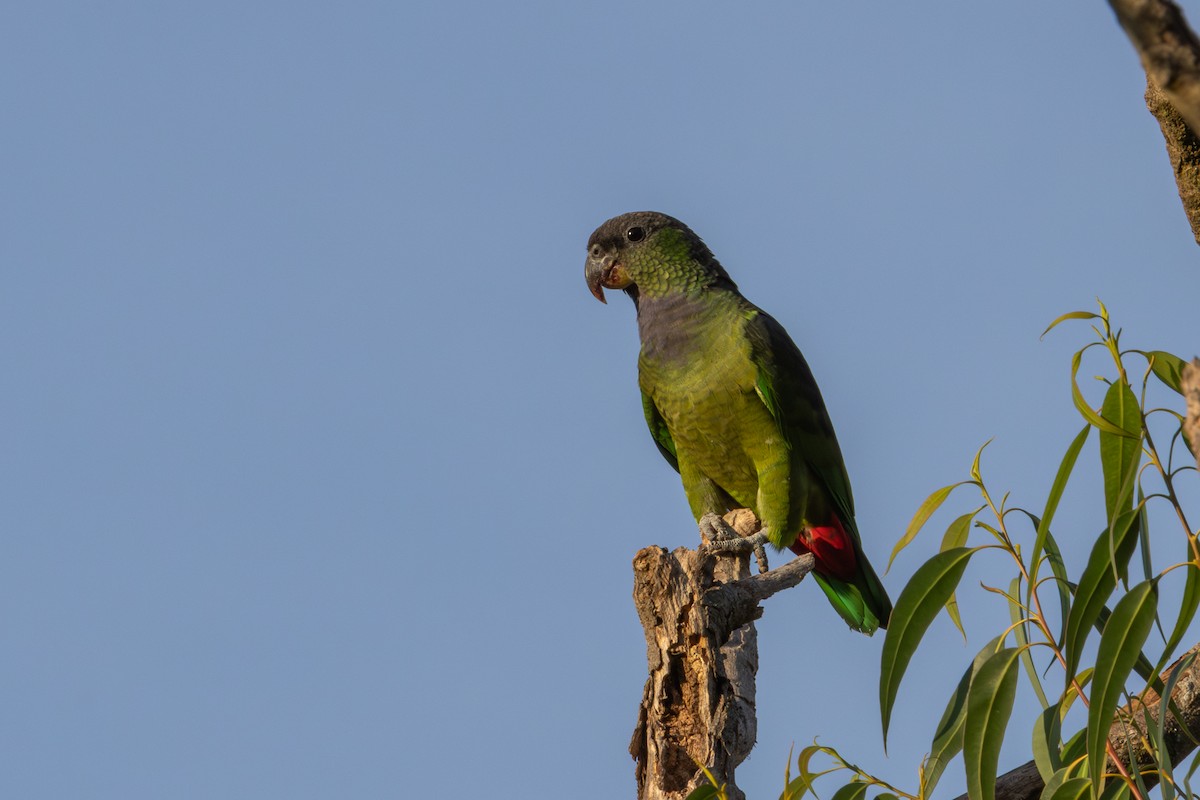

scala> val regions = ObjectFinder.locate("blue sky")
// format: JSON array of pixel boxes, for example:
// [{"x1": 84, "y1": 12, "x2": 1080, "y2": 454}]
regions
[{"x1": 3, "y1": 2, "x2": 1198, "y2": 798}]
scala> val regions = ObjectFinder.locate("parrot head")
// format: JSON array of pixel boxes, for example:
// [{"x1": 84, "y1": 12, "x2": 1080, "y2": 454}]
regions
[{"x1": 585, "y1": 211, "x2": 735, "y2": 304}]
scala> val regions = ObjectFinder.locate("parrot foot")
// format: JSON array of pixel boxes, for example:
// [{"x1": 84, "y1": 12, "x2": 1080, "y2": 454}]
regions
[{"x1": 698, "y1": 513, "x2": 770, "y2": 573}]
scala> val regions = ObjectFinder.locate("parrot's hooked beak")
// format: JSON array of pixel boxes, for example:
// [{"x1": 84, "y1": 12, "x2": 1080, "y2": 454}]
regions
[
  {"x1": 585, "y1": 253, "x2": 630, "y2": 304},
  {"x1": 585, "y1": 258, "x2": 608, "y2": 303}
]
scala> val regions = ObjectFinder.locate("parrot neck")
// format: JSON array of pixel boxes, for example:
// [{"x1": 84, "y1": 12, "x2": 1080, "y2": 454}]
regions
[{"x1": 635, "y1": 288, "x2": 739, "y2": 364}]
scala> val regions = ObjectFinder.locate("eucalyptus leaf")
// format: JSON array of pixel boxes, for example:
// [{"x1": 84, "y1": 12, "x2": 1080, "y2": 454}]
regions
[
  {"x1": 1158, "y1": 562, "x2": 1200, "y2": 676},
  {"x1": 964, "y1": 648, "x2": 1022, "y2": 800},
  {"x1": 889, "y1": 481, "x2": 972, "y2": 570},
  {"x1": 1042, "y1": 531, "x2": 1071, "y2": 648},
  {"x1": 685, "y1": 785, "x2": 722, "y2": 800},
  {"x1": 1070, "y1": 348, "x2": 1134, "y2": 437},
  {"x1": 880, "y1": 547, "x2": 980, "y2": 746},
  {"x1": 1098, "y1": 379, "x2": 1142, "y2": 524},
  {"x1": 1030, "y1": 425, "x2": 1090, "y2": 581},
  {"x1": 1064, "y1": 514, "x2": 1140, "y2": 681},
  {"x1": 941, "y1": 509, "x2": 981, "y2": 638},
  {"x1": 1041, "y1": 310, "x2": 1100, "y2": 339},
  {"x1": 829, "y1": 781, "x2": 869, "y2": 800},
  {"x1": 923, "y1": 635, "x2": 1002, "y2": 798},
  {"x1": 1088, "y1": 580, "x2": 1157, "y2": 796},
  {"x1": 1041, "y1": 776, "x2": 1090, "y2": 800},
  {"x1": 1146, "y1": 349, "x2": 1187, "y2": 395},
  {"x1": 1032, "y1": 701, "x2": 1064, "y2": 780}
]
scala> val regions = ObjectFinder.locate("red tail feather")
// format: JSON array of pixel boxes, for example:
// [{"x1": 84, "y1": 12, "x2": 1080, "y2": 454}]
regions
[{"x1": 787, "y1": 516, "x2": 857, "y2": 580}]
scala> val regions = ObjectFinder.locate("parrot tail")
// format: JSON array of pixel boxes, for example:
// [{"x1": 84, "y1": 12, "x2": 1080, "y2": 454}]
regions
[
  {"x1": 789, "y1": 515, "x2": 892, "y2": 635},
  {"x1": 787, "y1": 517, "x2": 857, "y2": 580}
]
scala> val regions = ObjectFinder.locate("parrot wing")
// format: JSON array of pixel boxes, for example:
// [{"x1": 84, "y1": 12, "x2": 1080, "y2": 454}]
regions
[{"x1": 642, "y1": 389, "x2": 679, "y2": 474}]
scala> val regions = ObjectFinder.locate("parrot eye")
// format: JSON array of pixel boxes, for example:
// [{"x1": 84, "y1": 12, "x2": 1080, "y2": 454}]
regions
[
  {"x1": 590, "y1": 244, "x2": 602, "y2": 257},
  {"x1": 625, "y1": 226, "x2": 645, "y2": 242}
]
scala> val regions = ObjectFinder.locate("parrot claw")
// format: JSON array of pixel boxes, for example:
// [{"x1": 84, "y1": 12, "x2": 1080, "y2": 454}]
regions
[
  {"x1": 752, "y1": 538, "x2": 769, "y2": 573},
  {"x1": 698, "y1": 513, "x2": 770, "y2": 574}
]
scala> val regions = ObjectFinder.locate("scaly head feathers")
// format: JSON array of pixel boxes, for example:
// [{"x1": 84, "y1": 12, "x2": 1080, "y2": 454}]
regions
[{"x1": 584, "y1": 211, "x2": 736, "y2": 304}]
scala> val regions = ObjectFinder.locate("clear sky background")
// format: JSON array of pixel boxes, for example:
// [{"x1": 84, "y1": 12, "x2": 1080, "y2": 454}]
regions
[{"x1": 3, "y1": 2, "x2": 1198, "y2": 798}]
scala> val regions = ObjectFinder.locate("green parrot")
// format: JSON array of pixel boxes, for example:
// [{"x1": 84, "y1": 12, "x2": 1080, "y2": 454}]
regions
[{"x1": 585, "y1": 211, "x2": 892, "y2": 634}]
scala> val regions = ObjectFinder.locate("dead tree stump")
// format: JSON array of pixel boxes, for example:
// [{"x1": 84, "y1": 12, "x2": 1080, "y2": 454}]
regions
[{"x1": 629, "y1": 509, "x2": 813, "y2": 800}]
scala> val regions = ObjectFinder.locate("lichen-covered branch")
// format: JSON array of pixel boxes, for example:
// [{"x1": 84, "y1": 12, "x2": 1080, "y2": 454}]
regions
[
  {"x1": 629, "y1": 509, "x2": 813, "y2": 800},
  {"x1": 1109, "y1": 0, "x2": 1200, "y2": 243}
]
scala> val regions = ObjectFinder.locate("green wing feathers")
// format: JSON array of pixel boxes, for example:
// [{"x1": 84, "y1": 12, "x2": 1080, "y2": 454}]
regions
[
  {"x1": 812, "y1": 538, "x2": 892, "y2": 633},
  {"x1": 747, "y1": 309, "x2": 893, "y2": 632},
  {"x1": 642, "y1": 391, "x2": 679, "y2": 473},
  {"x1": 813, "y1": 573, "x2": 882, "y2": 634},
  {"x1": 745, "y1": 309, "x2": 856, "y2": 521}
]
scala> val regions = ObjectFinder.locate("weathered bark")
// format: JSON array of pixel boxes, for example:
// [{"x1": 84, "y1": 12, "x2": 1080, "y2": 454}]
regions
[
  {"x1": 954, "y1": 642, "x2": 1200, "y2": 800},
  {"x1": 630, "y1": 509, "x2": 813, "y2": 800},
  {"x1": 1143, "y1": 80, "x2": 1200, "y2": 244},
  {"x1": 1109, "y1": 0, "x2": 1200, "y2": 243},
  {"x1": 1184, "y1": 358, "x2": 1200, "y2": 468}
]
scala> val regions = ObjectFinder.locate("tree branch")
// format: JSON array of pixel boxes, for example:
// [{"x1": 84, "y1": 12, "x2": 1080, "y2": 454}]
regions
[
  {"x1": 629, "y1": 509, "x2": 813, "y2": 800},
  {"x1": 1109, "y1": 0, "x2": 1200, "y2": 243},
  {"x1": 953, "y1": 641, "x2": 1200, "y2": 800},
  {"x1": 1184, "y1": 358, "x2": 1200, "y2": 468}
]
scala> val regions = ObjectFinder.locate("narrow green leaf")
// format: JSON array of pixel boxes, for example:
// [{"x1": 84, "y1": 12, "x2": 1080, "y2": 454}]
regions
[
  {"x1": 1137, "y1": 492, "x2": 1154, "y2": 589},
  {"x1": 1147, "y1": 350, "x2": 1187, "y2": 395},
  {"x1": 1098, "y1": 379, "x2": 1142, "y2": 524},
  {"x1": 1161, "y1": 651, "x2": 1198, "y2": 732},
  {"x1": 1042, "y1": 531, "x2": 1072, "y2": 648},
  {"x1": 880, "y1": 547, "x2": 980, "y2": 746},
  {"x1": 1152, "y1": 651, "x2": 1198, "y2": 800},
  {"x1": 889, "y1": 481, "x2": 971, "y2": 570},
  {"x1": 964, "y1": 647, "x2": 1022, "y2": 800},
  {"x1": 1061, "y1": 727, "x2": 1087, "y2": 765},
  {"x1": 1030, "y1": 426, "x2": 1091, "y2": 582},
  {"x1": 1184, "y1": 746, "x2": 1200, "y2": 798},
  {"x1": 941, "y1": 510, "x2": 979, "y2": 639},
  {"x1": 1147, "y1": 706, "x2": 1174, "y2": 800},
  {"x1": 1117, "y1": 708, "x2": 1150, "y2": 800},
  {"x1": 1041, "y1": 310, "x2": 1100, "y2": 339},
  {"x1": 795, "y1": 744, "x2": 835, "y2": 793},
  {"x1": 686, "y1": 785, "x2": 722, "y2": 800},
  {"x1": 1090, "y1": 600, "x2": 1156, "y2": 683},
  {"x1": 970, "y1": 439, "x2": 992, "y2": 483},
  {"x1": 1088, "y1": 580, "x2": 1158, "y2": 795},
  {"x1": 782, "y1": 764, "x2": 835, "y2": 800},
  {"x1": 1038, "y1": 766, "x2": 1069, "y2": 800},
  {"x1": 781, "y1": 776, "x2": 809, "y2": 800},
  {"x1": 1158, "y1": 561, "x2": 1200, "y2": 676},
  {"x1": 1064, "y1": 514, "x2": 1140, "y2": 681},
  {"x1": 941, "y1": 509, "x2": 978, "y2": 552},
  {"x1": 1098, "y1": 780, "x2": 1132, "y2": 800},
  {"x1": 781, "y1": 743, "x2": 800, "y2": 800},
  {"x1": 1071, "y1": 349, "x2": 1136, "y2": 437},
  {"x1": 923, "y1": 635, "x2": 1002, "y2": 798},
  {"x1": 829, "y1": 782, "x2": 869, "y2": 800},
  {"x1": 1041, "y1": 776, "x2": 1091, "y2": 800},
  {"x1": 974, "y1": 521, "x2": 1006, "y2": 546},
  {"x1": 943, "y1": 593, "x2": 965, "y2": 642},
  {"x1": 1032, "y1": 702, "x2": 1064, "y2": 780},
  {"x1": 1008, "y1": 576, "x2": 1049, "y2": 709}
]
